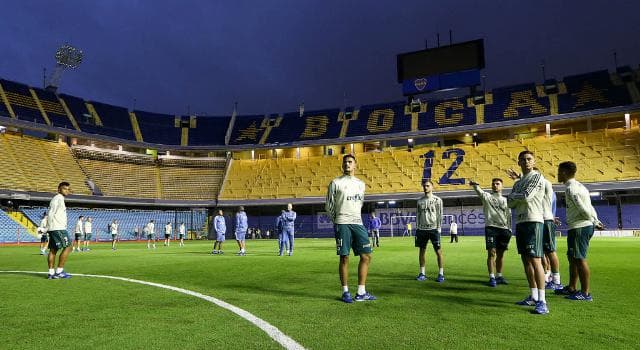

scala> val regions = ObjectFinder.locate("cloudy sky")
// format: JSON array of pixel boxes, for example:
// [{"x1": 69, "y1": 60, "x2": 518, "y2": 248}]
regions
[{"x1": 1, "y1": 0, "x2": 639, "y2": 116}]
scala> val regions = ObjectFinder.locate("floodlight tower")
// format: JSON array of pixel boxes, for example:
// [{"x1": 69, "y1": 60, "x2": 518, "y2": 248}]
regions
[{"x1": 46, "y1": 44, "x2": 83, "y2": 92}]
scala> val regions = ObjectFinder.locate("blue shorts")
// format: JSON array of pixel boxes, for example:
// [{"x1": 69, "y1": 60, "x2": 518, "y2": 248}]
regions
[
  {"x1": 235, "y1": 231, "x2": 246, "y2": 241},
  {"x1": 216, "y1": 233, "x2": 226, "y2": 242}
]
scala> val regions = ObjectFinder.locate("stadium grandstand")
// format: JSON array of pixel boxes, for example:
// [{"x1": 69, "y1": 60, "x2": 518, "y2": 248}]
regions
[{"x1": 1, "y1": 65, "x2": 640, "y2": 242}]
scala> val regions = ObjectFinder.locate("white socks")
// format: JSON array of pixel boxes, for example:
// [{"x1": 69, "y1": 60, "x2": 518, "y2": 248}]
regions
[
  {"x1": 531, "y1": 288, "x2": 539, "y2": 301},
  {"x1": 420, "y1": 266, "x2": 425, "y2": 275},
  {"x1": 552, "y1": 273, "x2": 560, "y2": 284},
  {"x1": 357, "y1": 285, "x2": 366, "y2": 295},
  {"x1": 48, "y1": 268, "x2": 54, "y2": 275},
  {"x1": 342, "y1": 286, "x2": 349, "y2": 293},
  {"x1": 438, "y1": 268, "x2": 444, "y2": 275},
  {"x1": 489, "y1": 273, "x2": 495, "y2": 279},
  {"x1": 55, "y1": 268, "x2": 63, "y2": 274},
  {"x1": 538, "y1": 289, "x2": 546, "y2": 303}
]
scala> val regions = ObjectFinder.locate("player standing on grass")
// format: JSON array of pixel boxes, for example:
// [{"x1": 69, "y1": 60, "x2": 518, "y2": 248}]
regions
[
  {"x1": 415, "y1": 180, "x2": 445, "y2": 283},
  {"x1": 212, "y1": 210, "x2": 226, "y2": 254},
  {"x1": 276, "y1": 210, "x2": 287, "y2": 256},
  {"x1": 449, "y1": 221, "x2": 458, "y2": 243},
  {"x1": 282, "y1": 203, "x2": 297, "y2": 256},
  {"x1": 235, "y1": 206, "x2": 248, "y2": 256},
  {"x1": 46, "y1": 182, "x2": 72, "y2": 279},
  {"x1": 38, "y1": 214, "x2": 48, "y2": 255},
  {"x1": 146, "y1": 220, "x2": 156, "y2": 249},
  {"x1": 110, "y1": 219, "x2": 119, "y2": 250},
  {"x1": 367, "y1": 212, "x2": 381, "y2": 248},
  {"x1": 470, "y1": 178, "x2": 512, "y2": 287},
  {"x1": 73, "y1": 216, "x2": 83, "y2": 253},
  {"x1": 542, "y1": 178, "x2": 563, "y2": 290},
  {"x1": 556, "y1": 161, "x2": 603, "y2": 301},
  {"x1": 164, "y1": 222, "x2": 172, "y2": 247},
  {"x1": 507, "y1": 151, "x2": 548, "y2": 315},
  {"x1": 326, "y1": 154, "x2": 376, "y2": 303},
  {"x1": 178, "y1": 222, "x2": 186, "y2": 247},
  {"x1": 83, "y1": 217, "x2": 92, "y2": 252}
]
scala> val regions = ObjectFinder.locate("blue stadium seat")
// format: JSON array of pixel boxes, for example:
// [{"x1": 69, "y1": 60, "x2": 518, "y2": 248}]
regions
[
  {"x1": 558, "y1": 70, "x2": 631, "y2": 113},
  {"x1": 32, "y1": 87, "x2": 74, "y2": 129},
  {"x1": 135, "y1": 110, "x2": 181, "y2": 145},
  {"x1": 89, "y1": 101, "x2": 135, "y2": 140},
  {"x1": 485, "y1": 83, "x2": 549, "y2": 123},
  {"x1": 0, "y1": 79, "x2": 48, "y2": 124},
  {"x1": 0, "y1": 209, "x2": 36, "y2": 243},
  {"x1": 188, "y1": 115, "x2": 230, "y2": 146}
]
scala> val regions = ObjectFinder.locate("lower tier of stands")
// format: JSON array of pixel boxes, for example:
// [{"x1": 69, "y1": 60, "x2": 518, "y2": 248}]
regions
[{"x1": 220, "y1": 127, "x2": 640, "y2": 200}]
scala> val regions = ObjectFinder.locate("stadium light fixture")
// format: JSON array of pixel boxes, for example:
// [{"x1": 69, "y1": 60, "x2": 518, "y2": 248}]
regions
[
  {"x1": 589, "y1": 192, "x2": 601, "y2": 197},
  {"x1": 377, "y1": 201, "x2": 385, "y2": 205},
  {"x1": 388, "y1": 201, "x2": 396, "y2": 205},
  {"x1": 625, "y1": 113, "x2": 630, "y2": 130}
]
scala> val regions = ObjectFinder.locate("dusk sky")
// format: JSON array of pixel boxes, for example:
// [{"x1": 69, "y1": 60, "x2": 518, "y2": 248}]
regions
[{"x1": 2, "y1": 0, "x2": 639, "y2": 116}]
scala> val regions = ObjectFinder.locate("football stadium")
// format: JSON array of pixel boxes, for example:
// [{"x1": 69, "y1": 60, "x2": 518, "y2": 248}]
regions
[{"x1": 1, "y1": 2, "x2": 640, "y2": 349}]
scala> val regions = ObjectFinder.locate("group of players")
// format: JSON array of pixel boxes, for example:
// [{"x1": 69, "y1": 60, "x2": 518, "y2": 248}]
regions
[
  {"x1": 326, "y1": 151, "x2": 602, "y2": 314},
  {"x1": 210, "y1": 204, "x2": 298, "y2": 256},
  {"x1": 41, "y1": 150, "x2": 602, "y2": 315},
  {"x1": 37, "y1": 209, "x2": 189, "y2": 259}
]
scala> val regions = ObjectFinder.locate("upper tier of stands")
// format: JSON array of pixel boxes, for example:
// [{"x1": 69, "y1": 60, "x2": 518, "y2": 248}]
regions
[
  {"x1": 220, "y1": 126, "x2": 640, "y2": 200},
  {"x1": 1, "y1": 67, "x2": 638, "y2": 147}
]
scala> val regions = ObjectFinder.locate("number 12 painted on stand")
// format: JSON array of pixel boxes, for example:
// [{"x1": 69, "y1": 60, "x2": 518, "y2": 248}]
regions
[{"x1": 421, "y1": 148, "x2": 466, "y2": 185}]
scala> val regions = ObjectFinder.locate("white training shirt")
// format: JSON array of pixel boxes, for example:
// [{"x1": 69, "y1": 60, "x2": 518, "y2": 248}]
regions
[
  {"x1": 74, "y1": 219, "x2": 83, "y2": 234},
  {"x1": 48, "y1": 194, "x2": 67, "y2": 231},
  {"x1": 564, "y1": 178, "x2": 602, "y2": 229},
  {"x1": 179, "y1": 224, "x2": 185, "y2": 235},
  {"x1": 508, "y1": 170, "x2": 546, "y2": 224},
  {"x1": 165, "y1": 224, "x2": 172, "y2": 234},
  {"x1": 39, "y1": 217, "x2": 48, "y2": 233},
  {"x1": 472, "y1": 184, "x2": 511, "y2": 230},
  {"x1": 148, "y1": 222, "x2": 155, "y2": 234},
  {"x1": 110, "y1": 223, "x2": 118, "y2": 234},
  {"x1": 325, "y1": 175, "x2": 365, "y2": 225},
  {"x1": 450, "y1": 222, "x2": 458, "y2": 235},
  {"x1": 84, "y1": 221, "x2": 92, "y2": 234},
  {"x1": 416, "y1": 193, "x2": 443, "y2": 231},
  {"x1": 542, "y1": 178, "x2": 555, "y2": 221}
]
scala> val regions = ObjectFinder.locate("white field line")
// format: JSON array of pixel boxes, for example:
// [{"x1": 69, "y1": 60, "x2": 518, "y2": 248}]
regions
[{"x1": 0, "y1": 270, "x2": 305, "y2": 350}]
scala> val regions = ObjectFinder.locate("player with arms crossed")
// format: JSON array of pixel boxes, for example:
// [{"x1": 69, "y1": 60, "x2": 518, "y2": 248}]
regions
[
  {"x1": 507, "y1": 151, "x2": 549, "y2": 315},
  {"x1": 326, "y1": 154, "x2": 376, "y2": 303},
  {"x1": 470, "y1": 178, "x2": 512, "y2": 287},
  {"x1": 415, "y1": 180, "x2": 445, "y2": 283},
  {"x1": 556, "y1": 161, "x2": 603, "y2": 301},
  {"x1": 46, "y1": 182, "x2": 73, "y2": 279}
]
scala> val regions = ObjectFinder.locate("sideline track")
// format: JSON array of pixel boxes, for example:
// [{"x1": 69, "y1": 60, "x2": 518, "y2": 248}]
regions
[{"x1": 0, "y1": 270, "x2": 306, "y2": 350}]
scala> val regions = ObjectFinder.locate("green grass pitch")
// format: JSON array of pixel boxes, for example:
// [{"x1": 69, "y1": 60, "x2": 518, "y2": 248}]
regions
[{"x1": 1, "y1": 236, "x2": 638, "y2": 349}]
